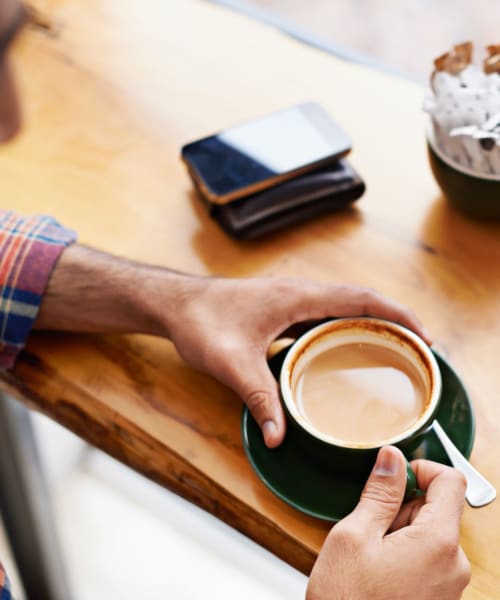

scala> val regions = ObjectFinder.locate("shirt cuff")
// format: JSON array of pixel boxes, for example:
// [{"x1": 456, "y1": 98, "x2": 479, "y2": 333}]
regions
[
  {"x1": 0, "y1": 561, "x2": 12, "y2": 600},
  {"x1": 0, "y1": 211, "x2": 77, "y2": 368}
]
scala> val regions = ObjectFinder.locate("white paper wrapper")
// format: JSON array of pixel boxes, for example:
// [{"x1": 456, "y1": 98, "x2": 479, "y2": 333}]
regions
[{"x1": 425, "y1": 55, "x2": 500, "y2": 175}]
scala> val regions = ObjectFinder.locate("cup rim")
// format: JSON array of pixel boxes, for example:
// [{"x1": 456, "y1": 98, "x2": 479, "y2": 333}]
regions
[
  {"x1": 280, "y1": 317, "x2": 442, "y2": 449},
  {"x1": 427, "y1": 124, "x2": 500, "y2": 182}
]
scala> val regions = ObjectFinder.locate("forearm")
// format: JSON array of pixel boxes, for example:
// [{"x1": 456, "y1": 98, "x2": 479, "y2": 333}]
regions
[
  {"x1": 34, "y1": 245, "x2": 194, "y2": 339},
  {"x1": 30, "y1": 240, "x2": 431, "y2": 454}
]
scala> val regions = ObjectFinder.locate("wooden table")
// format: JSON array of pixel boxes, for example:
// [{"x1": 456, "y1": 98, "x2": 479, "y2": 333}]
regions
[{"x1": 2, "y1": 0, "x2": 500, "y2": 596}]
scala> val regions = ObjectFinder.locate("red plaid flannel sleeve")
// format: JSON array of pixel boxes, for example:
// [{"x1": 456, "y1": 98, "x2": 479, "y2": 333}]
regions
[
  {"x1": 0, "y1": 210, "x2": 77, "y2": 368},
  {"x1": 0, "y1": 560, "x2": 11, "y2": 600},
  {"x1": 0, "y1": 210, "x2": 76, "y2": 598}
]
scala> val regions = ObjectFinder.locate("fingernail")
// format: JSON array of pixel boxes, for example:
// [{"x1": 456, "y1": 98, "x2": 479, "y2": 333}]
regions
[
  {"x1": 374, "y1": 447, "x2": 398, "y2": 476},
  {"x1": 263, "y1": 420, "x2": 277, "y2": 442}
]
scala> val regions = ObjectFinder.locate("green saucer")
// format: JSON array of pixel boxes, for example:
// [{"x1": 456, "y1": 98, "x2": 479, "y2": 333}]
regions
[{"x1": 241, "y1": 348, "x2": 475, "y2": 522}]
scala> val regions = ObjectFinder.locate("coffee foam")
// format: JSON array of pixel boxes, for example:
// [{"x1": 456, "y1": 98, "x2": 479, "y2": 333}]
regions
[
  {"x1": 293, "y1": 342, "x2": 428, "y2": 446},
  {"x1": 281, "y1": 319, "x2": 440, "y2": 449}
]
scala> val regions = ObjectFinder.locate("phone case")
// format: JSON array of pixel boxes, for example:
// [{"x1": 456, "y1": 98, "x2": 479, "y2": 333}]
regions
[{"x1": 193, "y1": 160, "x2": 365, "y2": 239}]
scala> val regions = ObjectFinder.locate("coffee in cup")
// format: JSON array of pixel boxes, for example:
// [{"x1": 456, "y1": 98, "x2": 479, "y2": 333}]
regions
[
  {"x1": 294, "y1": 340, "x2": 428, "y2": 446},
  {"x1": 279, "y1": 318, "x2": 441, "y2": 478}
]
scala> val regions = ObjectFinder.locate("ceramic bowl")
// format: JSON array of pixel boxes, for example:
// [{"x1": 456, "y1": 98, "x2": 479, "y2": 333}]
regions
[{"x1": 427, "y1": 129, "x2": 500, "y2": 220}]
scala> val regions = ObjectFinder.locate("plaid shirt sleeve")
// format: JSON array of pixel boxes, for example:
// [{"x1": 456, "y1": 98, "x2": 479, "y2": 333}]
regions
[
  {"x1": 0, "y1": 210, "x2": 77, "y2": 368},
  {"x1": 0, "y1": 211, "x2": 76, "y2": 599},
  {"x1": 0, "y1": 560, "x2": 12, "y2": 600}
]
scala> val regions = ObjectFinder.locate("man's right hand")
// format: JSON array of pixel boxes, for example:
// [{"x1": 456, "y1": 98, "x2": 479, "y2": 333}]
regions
[{"x1": 307, "y1": 446, "x2": 471, "y2": 600}]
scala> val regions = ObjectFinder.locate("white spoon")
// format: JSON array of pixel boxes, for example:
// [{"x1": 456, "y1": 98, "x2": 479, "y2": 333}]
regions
[{"x1": 431, "y1": 420, "x2": 496, "y2": 508}]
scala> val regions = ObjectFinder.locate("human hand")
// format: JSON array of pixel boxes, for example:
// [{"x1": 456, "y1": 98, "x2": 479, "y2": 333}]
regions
[
  {"x1": 307, "y1": 446, "x2": 470, "y2": 600},
  {"x1": 37, "y1": 249, "x2": 429, "y2": 448},
  {"x1": 166, "y1": 277, "x2": 430, "y2": 447}
]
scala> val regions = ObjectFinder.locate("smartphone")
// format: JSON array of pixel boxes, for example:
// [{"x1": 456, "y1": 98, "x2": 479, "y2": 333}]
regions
[{"x1": 181, "y1": 102, "x2": 352, "y2": 205}]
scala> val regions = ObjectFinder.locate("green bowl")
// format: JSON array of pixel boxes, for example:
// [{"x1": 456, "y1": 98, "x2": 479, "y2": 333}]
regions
[{"x1": 427, "y1": 133, "x2": 500, "y2": 220}]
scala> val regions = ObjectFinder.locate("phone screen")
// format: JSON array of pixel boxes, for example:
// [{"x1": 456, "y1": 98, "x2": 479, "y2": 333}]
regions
[{"x1": 182, "y1": 102, "x2": 352, "y2": 204}]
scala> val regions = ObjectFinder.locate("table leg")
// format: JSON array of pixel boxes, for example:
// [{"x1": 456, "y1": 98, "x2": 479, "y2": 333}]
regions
[{"x1": 0, "y1": 392, "x2": 73, "y2": 600}]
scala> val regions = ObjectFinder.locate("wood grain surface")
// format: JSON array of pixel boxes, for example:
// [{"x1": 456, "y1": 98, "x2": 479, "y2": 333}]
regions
[{"x1": 1, "y1": 0, "x2": 499, "y2": 593}]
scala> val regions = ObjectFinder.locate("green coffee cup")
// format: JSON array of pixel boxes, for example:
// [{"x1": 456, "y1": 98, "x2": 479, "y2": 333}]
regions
[{"x1": 279, "y1": 318, "x2": 442, "y2": 499}]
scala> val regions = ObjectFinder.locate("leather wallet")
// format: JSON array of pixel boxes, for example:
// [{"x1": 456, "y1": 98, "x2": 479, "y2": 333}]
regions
[{"x1": 193, "y1": 159, "x2": 365, "y2": 239}]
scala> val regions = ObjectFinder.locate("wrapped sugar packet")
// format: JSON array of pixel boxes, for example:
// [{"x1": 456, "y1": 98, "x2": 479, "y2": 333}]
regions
[
  {"x1": 426, "y1": 44, "x2": 477, "y2": 164},
  {"x1": 432, "y1": 42, "x2": 473, "y2": 78},
  {"x1": 424, "y1": 42, "x2": 500, "y2": 175},
  {"x1": 484, "y1": 45, "x2": 500, "y2": 74}
]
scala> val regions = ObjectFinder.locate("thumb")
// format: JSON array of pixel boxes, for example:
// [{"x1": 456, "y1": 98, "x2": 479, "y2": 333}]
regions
[
  {"x1": 228, "y1": 356, "x2": 286, "y2": 449},
  {"x1": 348, "y1": 446, "x2": 408, "y2": 536}
]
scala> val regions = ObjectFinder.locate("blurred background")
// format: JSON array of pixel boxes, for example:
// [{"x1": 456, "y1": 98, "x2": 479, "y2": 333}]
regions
[
  {"x1": 235, "y1": 0, "x2": 500, "y2": 80},
  {"x1": 1, "y1": 412, "x2": 307, "y2": 599}
]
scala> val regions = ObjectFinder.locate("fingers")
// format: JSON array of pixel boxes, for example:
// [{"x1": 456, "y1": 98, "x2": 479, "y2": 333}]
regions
[
  {"x1": 362, "y1": 293, "x2": 429, "y2": 343},
  {"x1": 344, "y1": 446, "x2": 408, "y2": 537},
  {"x1": 278, "y1": 319, "x2": 330, "y2": 340},
  {"x1": 409, "y1": 458, "x2": 462, "y2": 491},
  {"x1": 390, "y1": 460, "x2": 467, "y2": 535},
  {"x1": 292, "y1": 284, "x2": 431, "y2": 345},
  {"x1": 409, "y1": 459, "x2": 467, "y2": 540},
  {"x1": 222, "y1": 354, "x2": 286, "y2": 448},
  {"x1": 389, "y1": 496, "x2": 426, "y2": 531},
  {"x1": 457, "y1": 547, "x2": 472, "y2": 591}
]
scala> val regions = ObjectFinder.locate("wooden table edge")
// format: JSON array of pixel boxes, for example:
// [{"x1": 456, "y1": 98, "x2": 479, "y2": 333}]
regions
[{"x1": 0, "y1": 349, "x2": 317, "y2": 575}]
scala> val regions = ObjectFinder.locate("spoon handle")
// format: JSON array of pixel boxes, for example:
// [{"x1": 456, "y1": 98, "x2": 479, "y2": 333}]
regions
[{"x1": 432, "y1": 420, "x2": 496, "y2": 508}]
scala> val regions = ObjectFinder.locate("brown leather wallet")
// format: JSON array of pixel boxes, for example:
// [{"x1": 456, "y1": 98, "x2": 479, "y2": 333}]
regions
[{"x1": 193, "y1": 160, "x2": 365, "y2": 239}]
